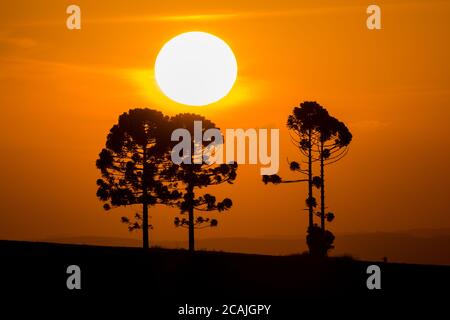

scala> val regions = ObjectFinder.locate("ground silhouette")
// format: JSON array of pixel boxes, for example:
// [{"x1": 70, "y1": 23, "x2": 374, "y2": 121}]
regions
[{"x1": 1, "y1": 239, "x2": 449, "y2": 301}]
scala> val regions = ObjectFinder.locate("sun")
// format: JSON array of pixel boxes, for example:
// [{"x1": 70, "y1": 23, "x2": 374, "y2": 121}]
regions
[{"x1": 155, "y1": 32, "x2": 238, "y2": 106}]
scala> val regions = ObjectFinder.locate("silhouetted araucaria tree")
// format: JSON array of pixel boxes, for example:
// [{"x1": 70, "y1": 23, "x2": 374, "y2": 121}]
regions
[
  {"x1": 263, "y1": 101, "x2": 352, "y2": 257},
  {"x1": 163, "y1": 113, "x2": 238, "y2": 252},
  {"x1": 96, "y1": 108, "x2": 180, "y2": 249},
  {"x1": 313, "y1": 114, "x2": 352, "y2": 232},
  {"x1": 263, "y1": 102, "x2": 326, "y2": 227}
]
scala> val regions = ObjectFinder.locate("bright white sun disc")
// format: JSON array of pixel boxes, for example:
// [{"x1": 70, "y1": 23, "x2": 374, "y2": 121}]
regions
[{"x1": 155, "y1": 32, "x2": 238, "y2": 106}]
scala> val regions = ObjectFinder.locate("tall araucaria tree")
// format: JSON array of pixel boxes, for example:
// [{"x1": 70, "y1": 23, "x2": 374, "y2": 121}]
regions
[
  {"x1": 313, "y1": 114, "x2": 352, "y2": 231},
  {"x1": 96, "y1": 108, "x2": 180, "y2": 249},
  {"x1": 263, "y1": 101, "x2": 351, "y2": 256},
  {"x1": 286, "y1": 102, "x2": 329, "y2": 230},
  {"x1": 263, "y1": 102, "x2": 327, "y2": 227},
  {"x1": 164, "y1": 113, "x2": 238, "y2": 252}
]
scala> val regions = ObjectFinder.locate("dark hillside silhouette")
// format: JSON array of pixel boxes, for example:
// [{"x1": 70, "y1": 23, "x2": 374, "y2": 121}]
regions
[
  {"x1": 40, "y1": 230, "x2": 450, "y2": 266},
  {"x1": 1, "y1": 240, "x2": 449, "y2": 306}
]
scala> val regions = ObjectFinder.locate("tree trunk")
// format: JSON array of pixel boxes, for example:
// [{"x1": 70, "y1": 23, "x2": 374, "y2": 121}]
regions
[
  {"x1": 320, "y1": 142, "x2": 325, "y2": 231},
  {"x1": 187, "y1": 183, "x2": 195, "y2": 252},
  {"x1": 142, "y1": 200, "x2": 149, "y2": 250},
  {"x1": 307, "y1": 131, "x2": 313, "y2": 228},
  {"x1": 187, "y1": 145, "x2": 196, "y2": 252},
  {"x1": 142, "y1": 145, "x2": 149, "y2": 250},
  {"x1": 188, "y1": 206, "x2": 195, "y2": 252}
]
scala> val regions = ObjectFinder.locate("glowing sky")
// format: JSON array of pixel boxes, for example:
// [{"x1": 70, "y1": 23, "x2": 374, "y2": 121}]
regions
[{"x1": 0, "y1": 0, "x2": 449, "y2": 248}]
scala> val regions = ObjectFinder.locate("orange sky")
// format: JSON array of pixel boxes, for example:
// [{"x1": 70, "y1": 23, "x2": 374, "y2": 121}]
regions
[{"x1": 0, "y1": 0, "x2": 449, "y2": 246}]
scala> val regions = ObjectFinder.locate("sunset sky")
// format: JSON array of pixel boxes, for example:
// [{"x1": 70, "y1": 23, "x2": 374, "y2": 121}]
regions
[{"x1": 0, "y1": 0, "x2": 449, "y2": 248}]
